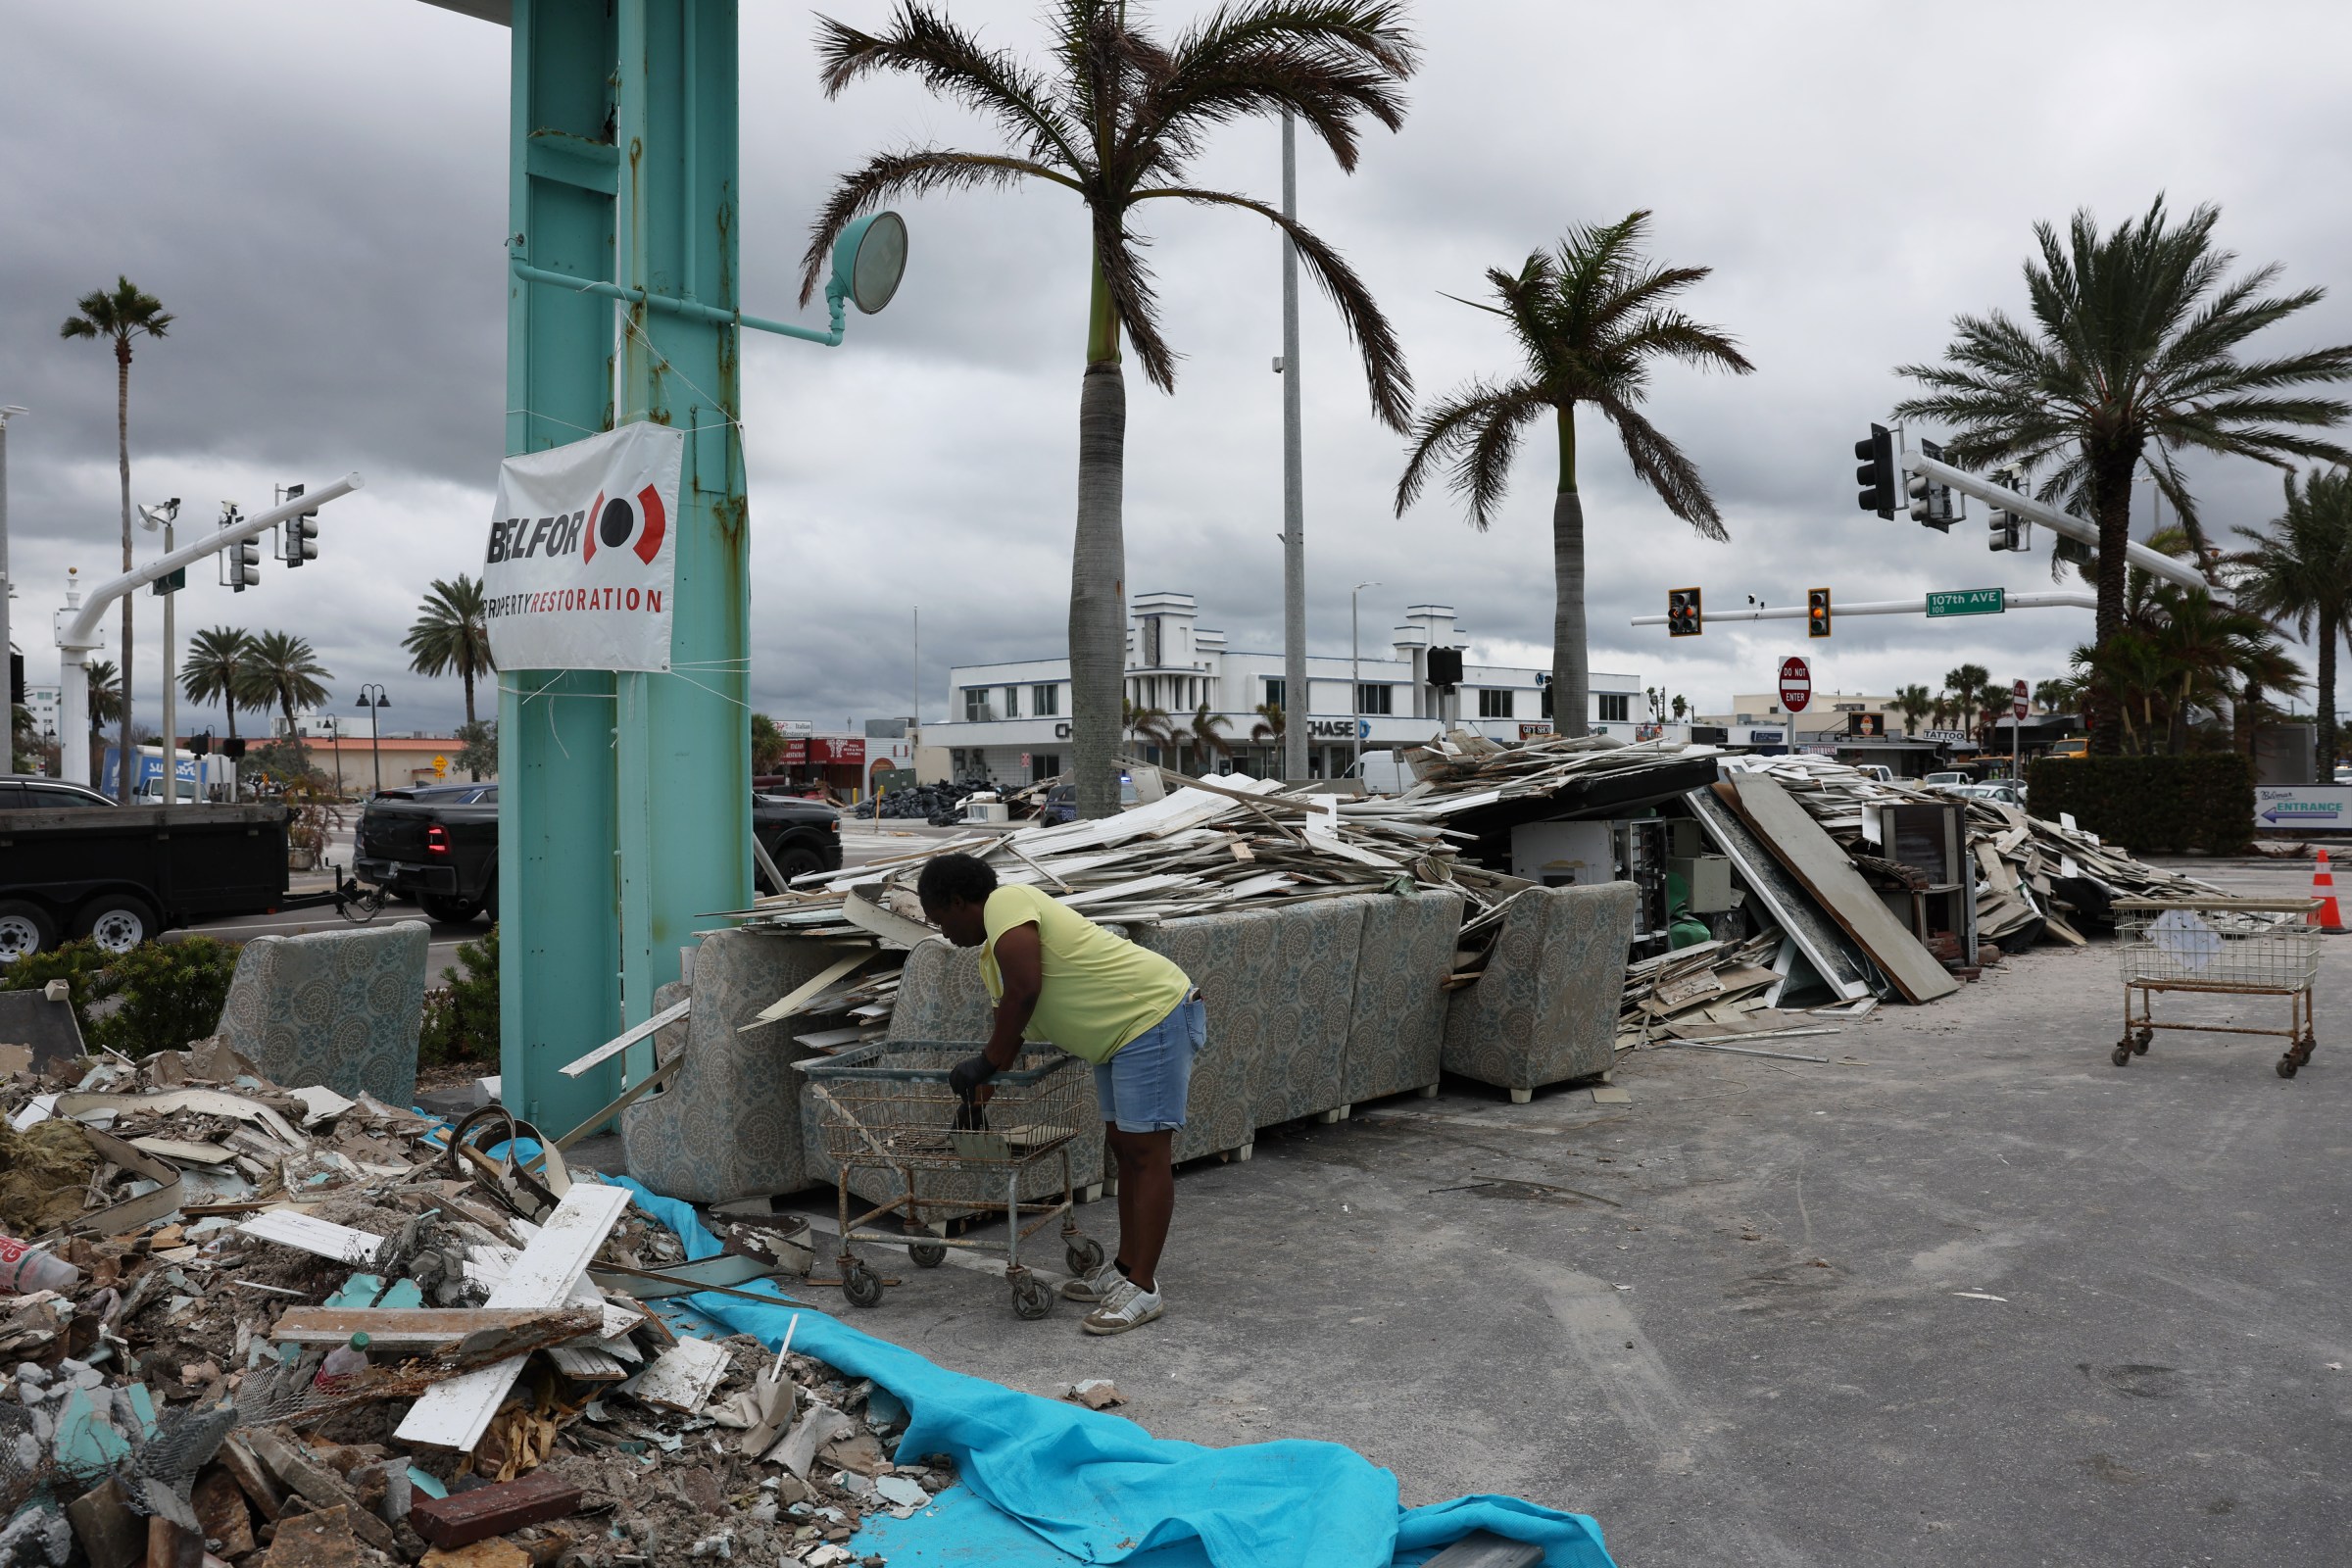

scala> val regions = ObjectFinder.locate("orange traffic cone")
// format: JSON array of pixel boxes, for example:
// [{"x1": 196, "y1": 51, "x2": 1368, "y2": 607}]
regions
[{"x1": 2313, "y1": 850, "x2": 2346, "y2": 934}]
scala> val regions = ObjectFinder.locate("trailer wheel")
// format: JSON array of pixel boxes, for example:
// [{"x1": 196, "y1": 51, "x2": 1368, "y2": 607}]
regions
[
  {"x1": 0, "y1": 901, "x2": 57, "y2": 964},
  {"x1": 75, "y1": 893, "x2": 158, "y2": 956}
]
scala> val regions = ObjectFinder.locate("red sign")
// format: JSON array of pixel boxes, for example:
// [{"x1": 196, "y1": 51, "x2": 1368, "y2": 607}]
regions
[
  {"x1": 807, "y1": 737, "x2": 865, "y2": 765},
  {"x1": 783, "y1": 739, "x2": 807, "y2": 765},
  {"x1": 2012, "y1": 679, "x2": 2029, "y2": 720},
  {"x1": 1778, "y1": 656, "x2": 1812, "y2": 713}
]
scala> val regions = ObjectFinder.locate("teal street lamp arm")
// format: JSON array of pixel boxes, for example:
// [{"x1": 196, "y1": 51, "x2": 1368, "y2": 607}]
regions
[{"x1": 510, "y1": 256, "x2": 848, "y2": 346}]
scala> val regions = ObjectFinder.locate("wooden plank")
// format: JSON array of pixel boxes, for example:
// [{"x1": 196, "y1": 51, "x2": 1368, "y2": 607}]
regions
[
  {"x1": 1723, "y1": 774, "x2": 1958, "y2": 1004},
  {"x1": 268, "y1": 1306, "x2": 600, "y2": 1348},
  {"x1": 558, "y1": 996, "x2": 693, "y2": 1079},
  {"x1": 408, "y1": 1471, "x2": 583, "y2": 1550},
  {"x1": 622, "y1": 1335, "x2": 730, "y2": 1412},
  {"x1": 235, "y1": 1211, "x2": 384, "y2": 1266},
  {"x1": 546, "y1": 1344, "x2": 630, "y2": 1380},
  {"x1": 840, "y1": 887, "x2": 942, "y2": 950},
  {"x1": 395, "y1": 1182, "x2": 631, "y2": 1451},
  {"x1": 742, "y1": 950, "x2": 873, "y2": 1031},
  {"x1": 1684, "y1": 788, "x2": 1874, "y2": 1003}
]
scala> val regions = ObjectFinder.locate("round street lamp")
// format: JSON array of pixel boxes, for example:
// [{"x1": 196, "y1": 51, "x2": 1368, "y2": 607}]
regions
[{"x1": 830, "y1": 212, "x2": 909, "y2": 316}]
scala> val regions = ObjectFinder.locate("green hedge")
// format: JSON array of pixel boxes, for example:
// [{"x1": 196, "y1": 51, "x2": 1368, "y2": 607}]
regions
[
  {"x1": 2027, "y1": 754, "x2": 2253, "y2": 855},
  {"x1": 1, "y1": 936, "x2": 243, "y2": 1058}
]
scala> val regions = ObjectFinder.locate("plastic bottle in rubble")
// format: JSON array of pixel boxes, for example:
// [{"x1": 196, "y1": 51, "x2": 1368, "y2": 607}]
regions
[
  {"x1": 315, "y1": 1333, "x2": 372, "y2": 1392},
  {"x1": 0, "y1": 1233, "x2": 81, "y2": 1295}
]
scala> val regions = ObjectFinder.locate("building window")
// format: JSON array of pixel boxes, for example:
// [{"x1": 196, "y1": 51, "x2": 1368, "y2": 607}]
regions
[
  {"x1": 1477, "y1": 688, "x2": 1514, "y2": 719},
  {"x1": 1033, "y1": 683, "x2": 1059, "y2": 716},
  {"x1": 1355, "y1": 683, "x2": 1394, "y2": 715},
  {"x1": 961, "y1": 687, "x2": 992, "y2": 722},
  {"x1": 1031, "y1": 752, "x2": 1060, "y2": 782},
  {"x1": 1001, "y1": 686, "x2": 1020, "y2": 719},
  {"x1": 1262, "y1": 676, "x2": 1285, "y2": 711},
  {"x1": 1597, "y1": 693, "x2": 1630, "y2": 724}
]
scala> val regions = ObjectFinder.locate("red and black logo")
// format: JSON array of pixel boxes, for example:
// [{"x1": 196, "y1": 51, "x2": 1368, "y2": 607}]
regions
[{"x1": 584, "y1": 485, "x2": 666, "y2": 566}]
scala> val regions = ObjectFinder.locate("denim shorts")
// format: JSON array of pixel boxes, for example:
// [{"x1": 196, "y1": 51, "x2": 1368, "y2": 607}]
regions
[{"x1": 1095, "y1": 994, "x2": 1206, "y2": 1134}]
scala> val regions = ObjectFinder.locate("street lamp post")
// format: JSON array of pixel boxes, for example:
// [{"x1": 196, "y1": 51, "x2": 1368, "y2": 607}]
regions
[
  {"x1": 355, "y1": 685, "x2": 389, "y2": 796},
  {"x1": 1350, "y1": 580, "x2": 1380, "y2": 781},
  {"x1": 0, "y1": 408, "x2": 24, "y2": 734},
  {"x1": 322, "y1": 713, "x2": 344, "y2": 799},
  {"x1": 137, "y1": 498, "x2": 181, "y2": 807}
]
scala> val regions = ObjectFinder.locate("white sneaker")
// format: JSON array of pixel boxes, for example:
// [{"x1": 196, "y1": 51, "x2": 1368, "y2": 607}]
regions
[
  {"x1": 1059, "y1": 1260, "x2": 1125, "y2": 1302},
  {"x1": 1081, "y1": 1279, "x2": 1164, "y2": 1335}
]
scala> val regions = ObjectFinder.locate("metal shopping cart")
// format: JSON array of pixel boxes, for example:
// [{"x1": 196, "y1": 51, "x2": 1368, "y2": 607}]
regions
[
  {"x1": 2111, "y1": 898, "x2": 2322, "y2": 1077},
  {"x1": 798, "y1": 1040, "x2": 1102, "y2": 1318}
]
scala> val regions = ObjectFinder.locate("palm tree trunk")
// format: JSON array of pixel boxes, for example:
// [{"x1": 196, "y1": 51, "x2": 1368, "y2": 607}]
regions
[
  {"x1": 463, "y1": 665, "x2": 477, "y2": 728},
  {"x1": 2088, "y1": 452, "x2": 2135, "y2": 757},
  {"x1": 1070, "y1": 359, "x2": 1128, "y2": 819},
  {"x1": 115, "y1": 343, "x2": 134, "y2": 803},
  {"x1": 2320, "y1": 612, "x2": 2339, "y2": 776},
  {"x1": 1551, "y1": 408, "x2": 1589, "y2": 740}
]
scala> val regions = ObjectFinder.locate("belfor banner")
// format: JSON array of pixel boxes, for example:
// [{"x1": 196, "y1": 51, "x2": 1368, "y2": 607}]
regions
[{"x1": 483, "y1": 421, "x2": 683, "y2": 671}]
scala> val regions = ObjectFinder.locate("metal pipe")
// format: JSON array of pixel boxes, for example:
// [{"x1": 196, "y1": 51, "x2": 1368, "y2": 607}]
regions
[
  {"x1": 1900, "y1": 453, "x2": 2209, "y2": 591},
  {"x1": 0, "y1": 407, "x2": 22, "y2": 748},
  {"x1": 1631, "y1": 590, "x2": 2095, "y2": 626},
  {"x1": 1279, "y1": 112, "x2": 1307, "y2": 784},
  {"x1": 508, "y1": 257, "x2": 846, "y2": 346},
  {"x1": 159, "y1": 514, "x2": 173, "y2": 807}
]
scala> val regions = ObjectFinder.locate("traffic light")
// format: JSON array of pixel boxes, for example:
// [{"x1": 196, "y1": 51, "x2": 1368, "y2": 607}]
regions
[
  {"x1": 1807, "y1": 587, "x2": 1832, "y2": 638},
  {"x1": 283, "y1": 483, "x2": 318, "y2": 566},
  {"x1": 228, "y1": 538, "x2": 262, "y2": 591},
  {"x1": 221, "y1": 737, "x2": 247, "y2": 760},
  {"x1": 1908, "y1": 438, "x2": 1956, "y2": 530},
  {"x1": 1987, "y1": 466, "x2": 2030, "y2": 552},
  {"x1": 187, "y1": 733, "x2": 211, "y2": 758},
  {"x1": 1667, "y1": 586, "x2": 1703, "y2": 637},
  {"x1": 1854, "y1": 423, "x2": 1896, "y2": 518}
]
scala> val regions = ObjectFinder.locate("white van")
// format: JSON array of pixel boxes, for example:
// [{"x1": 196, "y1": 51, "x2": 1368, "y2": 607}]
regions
[{"x1": 1347, "y1": 750, "x2": 1415, "y2": 797}]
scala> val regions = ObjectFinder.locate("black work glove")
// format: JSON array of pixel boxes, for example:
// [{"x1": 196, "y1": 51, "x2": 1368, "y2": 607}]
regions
[{"x1": 948, "y1": 1054, "x2": 998, "y2": 1100}]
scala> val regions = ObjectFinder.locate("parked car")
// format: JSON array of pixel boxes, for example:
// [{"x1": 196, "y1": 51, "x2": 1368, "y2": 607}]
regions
[
  {"x1": 1949, "y1": 781, "x2": 2028, "y2": 807},
  {"x1": 2047, "y1": 739, "x2": 2088, "y2": 761},
  {"x1": 1855, "y1": 764, "x2": 1895, "y2": 784},
  {"x1": 752, "y1": 794, "x2": 848, "y2": 889},
  {"x1": 0, "y1": 775, "x2": 290, "y2": 959},
  {"x1": 1923, "y1": 770, "x2": 1970, "y2": 788}
]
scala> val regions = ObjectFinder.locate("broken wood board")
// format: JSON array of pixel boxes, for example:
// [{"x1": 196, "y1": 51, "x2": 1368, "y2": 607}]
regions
[
  {"x1": 558, "y1": 996, "x2": 694, "y2": 1080},
  {"x1": 236, "y1": 1211, "x2": 387, "y2": 1267},
  {"x1": 742, "y1": 950, "x2": 874, "y2": 1031},
  {"x1": 268, "y1": 1306, "x2": 601, "y2": 1348},
  {"x1": 623, "y1": 1335, "x2": 731, "y2": 1413},
  {"x1": 1683, "y1": 787, "x2": 1874, "y2": 1003},
  {"x1": 395, "y1": 1181, "x2": 631, "y2": 1451},
  {"x1": 1721, "y1": 773, "x2": 1958, "y2": 1004}
]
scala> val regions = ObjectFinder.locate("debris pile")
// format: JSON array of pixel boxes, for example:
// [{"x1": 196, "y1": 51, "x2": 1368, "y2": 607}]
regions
[{"x1": 0, "y1": 1043, "x2": 937, "y2": 1567}]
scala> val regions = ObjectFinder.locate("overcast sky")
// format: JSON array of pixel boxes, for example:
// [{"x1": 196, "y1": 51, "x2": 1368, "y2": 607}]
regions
[{"x1": 8, "y1": 0, "x2": 2352, "y2": 742}]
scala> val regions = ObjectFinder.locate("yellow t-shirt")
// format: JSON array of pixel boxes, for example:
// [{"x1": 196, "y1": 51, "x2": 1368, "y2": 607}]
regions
[{"x1": 978, "y1": 883, "x2": 1192, "y2": 1064}]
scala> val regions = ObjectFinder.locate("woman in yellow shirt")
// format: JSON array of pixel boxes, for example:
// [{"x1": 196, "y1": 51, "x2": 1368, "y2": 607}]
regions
[{"x1": 917, "y1": 853, "x2": 1203, "y2": 1336}]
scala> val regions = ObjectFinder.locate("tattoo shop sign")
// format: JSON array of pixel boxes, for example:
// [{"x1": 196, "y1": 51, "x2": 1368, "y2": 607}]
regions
[{"x1": 483, "y1": 422, "x2": 682, "y2": 671}]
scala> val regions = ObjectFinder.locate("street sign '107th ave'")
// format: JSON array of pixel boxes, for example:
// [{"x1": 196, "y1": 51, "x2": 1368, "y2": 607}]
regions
[{"x1": 1926, "y1": 588, "x2": 2005, "y2": 617}]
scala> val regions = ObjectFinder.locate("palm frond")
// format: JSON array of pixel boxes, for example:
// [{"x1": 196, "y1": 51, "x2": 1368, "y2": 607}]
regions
[
  {"x1": 1593, "y1": 394, "x2": 1728, "y2": 537},
  {"x1": 812, "y1": 8, "x2": 1087, "y2": 172},
  {"x1": 1393, "y1": 378, "x2": 1545, "y2": 525},
  {"x1": 798, "y1": 149, "x2": 1077, "y2": 304}
]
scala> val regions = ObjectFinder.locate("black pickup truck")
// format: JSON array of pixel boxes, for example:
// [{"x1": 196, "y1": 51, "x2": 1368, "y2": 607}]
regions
[
  {"x1": 0, "y1": 775, "x2": 290, "y2": 960},
  {"x1": 355, "y1": 784, "x2": 842, "y2": 923}
]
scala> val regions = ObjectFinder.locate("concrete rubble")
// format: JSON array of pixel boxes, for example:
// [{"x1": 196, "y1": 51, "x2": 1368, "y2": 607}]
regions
[{"x1": 0, "y1": 1042, "x2": 940, "y2": 1567}]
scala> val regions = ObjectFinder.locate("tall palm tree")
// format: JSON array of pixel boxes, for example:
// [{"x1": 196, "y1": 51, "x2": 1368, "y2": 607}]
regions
[
  {"x1": 1894, "y1": 683, "x2": 1934, "y2": 737},
  {"x1": 85, "y1": 660, "x2": 124, "y2": 731},
  {"x1": 181, "y1": 626, "x2": 259, "y2": 746},
  {"x1": 1395, "y1": 212, "x2": 1754, "y2": 738},
  {"x1": 802, "y1": 2, "x2": 1417, "y2": 819},
  {"x1": 1893, "y1": 197, "x2": 2352, "y2": 752},
  {"x1": 60, "y1": 276, "x2": 173, "y2": 801},
  {"x1": 402, "y1": 575, "x2": 494, "y2": 727},
  {"x1": 240, "y1": 630, "x2": 332, "y2": 736},
  {"x1": 1943, "y1": 663, "x2": 1990, "y2": 738},
  {"x1": 2230, "y1": 468, "x2": 2352, "y2": 772}
]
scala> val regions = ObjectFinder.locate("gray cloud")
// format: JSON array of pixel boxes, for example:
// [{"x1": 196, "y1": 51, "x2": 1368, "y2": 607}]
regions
[{"x1": 7, "y1": 0, "x2": 2351, "y2": 743}]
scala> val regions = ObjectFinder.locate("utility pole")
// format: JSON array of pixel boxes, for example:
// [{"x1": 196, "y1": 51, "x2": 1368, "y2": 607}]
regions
[
  {"x1": 1279, "y1": 112, "x2": 1307, "y2": 784},
  {"x1": 1350, "y1": 579, "x2": 1379, "y2": 780},
  {"x1": 0, "y1": 408, "x2": 22, "y2": 748}
]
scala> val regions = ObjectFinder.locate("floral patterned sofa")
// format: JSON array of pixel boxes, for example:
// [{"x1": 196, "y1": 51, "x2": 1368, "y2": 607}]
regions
[{"x1": 1441, "y1": 883, "x2": 1636, "y2": 1101}]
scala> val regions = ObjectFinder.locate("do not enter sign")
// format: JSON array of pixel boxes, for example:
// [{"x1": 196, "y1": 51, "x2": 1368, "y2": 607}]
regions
[
  {"x1": 1779, "y1": 657, "x2": 1812, "y2": 713},
  {"x1": 2013, "y1": 679, "x2": 2029, "y2": 720}
]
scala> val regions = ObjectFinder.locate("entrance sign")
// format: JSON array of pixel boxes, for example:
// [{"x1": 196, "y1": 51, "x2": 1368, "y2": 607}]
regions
[
  {"x1": 1926, "y1": 588, "x2": 2005, "y2": 618},
  {"x1": 483, "y1": 422, "x2": 683, "y2": 671},
  {"x1": 1779, "y1": 657, "x2": 1812, "y2": 713}
]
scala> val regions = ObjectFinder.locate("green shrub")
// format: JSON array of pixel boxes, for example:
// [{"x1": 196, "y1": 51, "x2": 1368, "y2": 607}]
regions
[
  {"x1": 2027, "y1": 753, "x2": 2254, "y2": 855},
  {"x1": 421, "y1": 923, "x2": 500, "y2": 1065},
  {"x1": 0, "y1": 936, "x2": 243, "y2": 1057}
]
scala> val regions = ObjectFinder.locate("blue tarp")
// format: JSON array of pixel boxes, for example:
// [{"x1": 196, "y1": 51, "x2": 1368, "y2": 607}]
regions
[{"x1": 609, "y1": 1177, "x2": 1614, "y2": 1568}]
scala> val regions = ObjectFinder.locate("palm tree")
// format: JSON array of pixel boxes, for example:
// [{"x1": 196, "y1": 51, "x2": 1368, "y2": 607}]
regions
[
  {"x1": 1893, "y1": 197, "x2": 2352, "y2": 752},
  {"x1": 1943, "y1": 663, "x2": 1990, "y2": 739},
  {"x1": 240, "y1": 631, "x2": 333, "y2": 736},
  {"x1": 802, "y1": 3, "x2": 1417, "y2": 819},
  {"x1": 60, "y1": 277, "x2": 173, "y2": 801},
  {"x1": 1973, "y1": 681, "x2": 2012, "y2": 748},
  {"x1": 1188, "y1": 704, "x2": 1233, "y2": 775},
  {"x1": 1894, "y1": 684, "x2": 1934, "y2": 737},
  {"x1": 85, "y1": 660, "x2": 124, "y2": 731},
  {"x1": 181, "y1": 626, "x2": 259, "y2": 746},
  {"x1": 402, "y1": 575, "x2": 495, "y2": 728},
  {"x1": 1396, "y1": 212, "x2": 1754, "y2": 738},
  {"x1": 2230, "y1": 468, "x2": 2352, "y2": 772},
  {"x1": 2034, "y1": 677, "x2": 2080, "y2": 714},
  {"x1": 1249, "y1": 700, "x2": 1286, "y2": 773}
]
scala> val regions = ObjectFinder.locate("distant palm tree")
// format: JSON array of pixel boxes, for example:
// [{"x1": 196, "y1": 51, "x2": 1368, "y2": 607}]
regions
[
  {"x1": 1894, "y1": 684, "x2": 1934, "y2": 737},
  {"x1": 1188, "y1": 704, "x2": 1234, "y2": 775},
  {"x1": 1396, "y1": 212, "x2": 1754, "y2": 739},
  {"x1": 1943, "y1": 663, "x2": 1990, "y2": 738},
  {"x1": 803, "y1": 2, "x2": 1418, "y2": 819},
  {"x1": 1894, "y1": 197, "x2": 2352, "y2": 751},
  {"x1": 402, "y1": 575, "x2": 495, "y2": 727},
  {"x1": 61, "y1": 276, "x2": 173, "y2": 801},
  {"x1": 1973, "y1": 681, "x2": 2012, "y2": 747},
  {"x1": 1122, "y1": 698, "x2": 1177, "y2": 761},
  {"x1": 241, "y1": 631, "x2": 333, "y2": 736},
  {"x1": 1249, "y1": 701, "x2": 1286, "y2": 747},
  {"x1": 85, "y1": 660, "x2": 124, "y2": 731},
  {"x1": 2033, "y1": 678, "x2": 2079, "y2": 714},
  {"x1": 181, "y1": 626, "x2": 259, "y2": 746},
  {"x1": 2230, "y1": 468, "x2": 2352, "y2": 771}
]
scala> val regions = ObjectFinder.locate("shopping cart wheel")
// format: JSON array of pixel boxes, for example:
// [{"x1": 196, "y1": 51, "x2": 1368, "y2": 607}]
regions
[
  {"x1": 2132, "y1": 1030, "x2": 2152, "y2": 1054},
  {"x1": 1010, "y1": 1274, "x2": 1054, "y2": 1320},
  {"x1": 2278, "y1": 1054, "x2": 2300, "y2": 1079},
  {"x1": 1065, "y1": 1236, "x2": 1104, "y2": 1276},
  {"x1": 842, "y1": 1260, "x2": 885, "y2": 1308},
  {"x1": 907, "y1": 1241, "x2": 948, "y2": 1268},
  {"x1": 2111, "y1": 1044, "x2": 2132, "y2": 1067}
]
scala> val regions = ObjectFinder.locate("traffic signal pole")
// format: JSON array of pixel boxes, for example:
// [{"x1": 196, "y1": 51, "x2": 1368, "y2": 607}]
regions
[
  {"x1": 1899, "y1": 451, "x2": 2209, "y2": 591},
  {"x1": 54, "y1": 474, "x2": 363, "y2": 786},
  {"x1": 1630, "y1": 589, "x2": 2094, "y2": 628}
]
